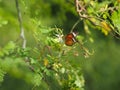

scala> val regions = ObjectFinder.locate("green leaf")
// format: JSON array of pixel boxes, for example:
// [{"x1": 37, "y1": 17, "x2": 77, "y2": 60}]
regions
[
  {"x1": 0, "y1": 41, "x2": 16, "y2": 57},
  {"x1": 33, "y1": 73, "x2": 42, "y2": 86},
  {"x1": 0, "y1": 68, "x2": 6, "y2": 83},
  {"x1": 111, "y1": 10, "x2": 120, "y2": 33},
  {"x1": 60, "y1": 68, "x2": 65, "y2": 74},
  {"x1": 4, "y1": 41, "x2": 16, "y2": 51},
  {"x1": 30, "y1": 58, "x2": 37, "y2": 64}
]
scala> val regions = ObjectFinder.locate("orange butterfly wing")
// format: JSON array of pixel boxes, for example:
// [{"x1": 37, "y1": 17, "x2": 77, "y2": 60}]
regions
[{"x1": 65, "y1": 33, "x2": 75, "y2": 46}]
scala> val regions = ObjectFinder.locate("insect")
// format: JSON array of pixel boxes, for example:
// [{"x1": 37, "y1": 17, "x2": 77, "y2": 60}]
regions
[{"x1": 65, "y1": 32, "x2": 78, "y2": 46}]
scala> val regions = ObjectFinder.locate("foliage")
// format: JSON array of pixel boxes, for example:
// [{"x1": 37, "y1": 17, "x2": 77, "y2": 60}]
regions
[
  {"x1": 0, "y1": 0, "x2": 120, "y2": 90},
  {"x1": 0, "y1": 23, "x2": 85, "y2": 90},
  {"x1": 111, "y1": 10, "x2": 120, "y2": 33}
]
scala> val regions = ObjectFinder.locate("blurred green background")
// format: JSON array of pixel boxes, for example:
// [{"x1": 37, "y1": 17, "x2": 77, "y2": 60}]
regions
[{"x1": 0, "y1": 0, "x2": 120, "y2": 90}]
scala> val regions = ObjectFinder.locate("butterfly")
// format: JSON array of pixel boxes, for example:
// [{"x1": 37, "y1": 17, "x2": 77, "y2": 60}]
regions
[{"x1": 65, "y1": 32, "x2": 78, "y2": 46}]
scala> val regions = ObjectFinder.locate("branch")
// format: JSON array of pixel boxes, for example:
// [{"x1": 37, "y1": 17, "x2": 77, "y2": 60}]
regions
[
  {"x1": 15, "y1": 0, "x2": 26, "y2": 48},
  {"x1": 70, "y1": 19, "x2": 81, "y2": 32},
  {"x1": 78, "y1": 41, "x2": 94, "y2": 58},
  {"x1": 74, "y1": 0, "x2": 87, "y2": 18}
]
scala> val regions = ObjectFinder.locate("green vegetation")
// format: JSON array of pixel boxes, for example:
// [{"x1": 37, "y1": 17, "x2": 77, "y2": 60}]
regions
[{"x1": 0, "y1": 0, "x2": 120, "y2": 90}]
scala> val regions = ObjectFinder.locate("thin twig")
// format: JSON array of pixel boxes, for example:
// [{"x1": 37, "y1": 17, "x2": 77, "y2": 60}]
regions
[
  {"x1": 76, "y1": 38, "x2": 94, "y2": 58},
  {"x1": 70, "y1": 19, "x2": 81, "y2": 33},
  {"x1": 15, "y1": 0, "x2": 26, "y2": 48}
]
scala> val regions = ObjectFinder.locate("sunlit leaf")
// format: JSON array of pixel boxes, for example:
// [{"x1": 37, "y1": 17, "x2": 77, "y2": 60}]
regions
[
  {"x1": 111, "y1": 10, "x2": 120, "y2": 33},
  {"x1": 33, "y1": 73, "x2": 42, "y2": 86},
  {"x1": 100, "y1": 21, "x2": 111, "y2": 35}
]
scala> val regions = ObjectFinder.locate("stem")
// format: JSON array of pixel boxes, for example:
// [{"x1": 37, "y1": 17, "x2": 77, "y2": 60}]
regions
[
  {"x1": 70, "y1": 19, "x2": 81, "y2": 33},
  {"x1": 77, "y1": 39, "x2": 94, "y2": 58},
  {"x1": 15, "y1": 0, "x2": 26, "y2": 48}
]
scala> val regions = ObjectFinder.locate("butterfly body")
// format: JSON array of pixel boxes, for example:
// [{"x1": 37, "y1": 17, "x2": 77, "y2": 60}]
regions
[{"x1": 65, "y1": 32, "x2": 77, "y2": 46}]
